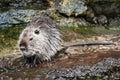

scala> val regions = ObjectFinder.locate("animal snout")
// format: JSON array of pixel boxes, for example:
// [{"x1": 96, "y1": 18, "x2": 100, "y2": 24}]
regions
[
  {"x1": 19, "y1": 39, "x2": 28, "y2": 51},
  {"x1": 20, "y1": 46, "x2": 26, "y2": 51}
]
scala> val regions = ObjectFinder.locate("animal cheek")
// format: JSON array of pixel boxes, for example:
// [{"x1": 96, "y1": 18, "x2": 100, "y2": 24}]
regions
[{"x1": 30, "y1": 44, "x2": 34, "y2": 47}]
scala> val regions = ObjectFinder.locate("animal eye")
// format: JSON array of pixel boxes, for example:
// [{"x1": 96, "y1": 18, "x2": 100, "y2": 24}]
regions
[
  {"x1": 30, "y1": 38, "x2": 33, "y2": 41},
  {"x1": 34, "y1": 30, "x2": 39, "y2": 34}
]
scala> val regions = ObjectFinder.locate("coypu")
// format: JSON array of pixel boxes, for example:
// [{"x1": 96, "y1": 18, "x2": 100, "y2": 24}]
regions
[{"x1": 18, "y1": 15, "x2": 112, "y2": 66}]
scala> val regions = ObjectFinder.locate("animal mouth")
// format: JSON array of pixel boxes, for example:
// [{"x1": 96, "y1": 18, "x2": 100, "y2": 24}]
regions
[
  {"x1": 20, "y1": 48, "x2": 37, "y2": 57},
  {"x1": 24, "y1": 54, "x2": 40, "y2": 66},
  {"x1": 23, "y1": 51, "x2": 42, "y2": 66}
]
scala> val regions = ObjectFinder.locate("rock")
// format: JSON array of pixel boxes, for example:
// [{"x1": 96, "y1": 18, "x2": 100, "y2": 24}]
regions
[
  {"x1": 109, "y1": 17, "x2": 120, "y2": 25},
  {"x1": 52, "y1": 0, "x2": 88, "y2": 16},
  {"x1": 59, "y1": 17, "x2": 89, "y2": 27},
  {"x1": 0, "y1": 0, "x2": 120, "y2": 27},
  {"x1": 85, "y1": 1, "x2": 120, "y2": 26},
  {"x1": 0, "y1": 9, "x2": 42, "y2": 25},
  {"x1": 88, "y1": 1, "x2": 120, "y2": 17},
  {"x1": 90, "y1": 0, "x2": 120, "y2": 2},
  {"x1": 0, "y1": 0, "x2": 49, "y2": 9},
  {"x1": 93, "y1": 15, "x2": 108, "y2": 26}
]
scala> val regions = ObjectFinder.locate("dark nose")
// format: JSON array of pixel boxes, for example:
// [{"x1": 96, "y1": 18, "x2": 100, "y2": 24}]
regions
[
  {"x1": 19, "y1": 39, "x2": 28, "y2": 51},
  {"x1": 20, "y1": 46, "x2": 26, "y2": 51}
]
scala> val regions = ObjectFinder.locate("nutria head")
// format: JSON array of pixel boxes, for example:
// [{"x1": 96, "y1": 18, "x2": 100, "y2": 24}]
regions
[{"x1": 18, "y1": 15, "x2": 62, "y2": 63}]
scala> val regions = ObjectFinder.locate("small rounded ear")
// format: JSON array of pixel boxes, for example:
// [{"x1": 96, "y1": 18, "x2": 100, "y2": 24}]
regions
[{"x1": 34, "y1": 30, "x2": 39, "y2": 34}]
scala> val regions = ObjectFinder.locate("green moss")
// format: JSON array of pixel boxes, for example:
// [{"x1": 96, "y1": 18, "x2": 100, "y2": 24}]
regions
[
  {"x1": 60, "y1": 24, "x2": 120, "y2": 35},
  {"x1": 0, "y1": 24, "x2": 26, "y2": 54},
  {"x1": 60, "y1": 25, "x2": 104, "y2": 35},
  {"x1": 59, "y1": 24, "x2": 120, "y2": 41}
]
